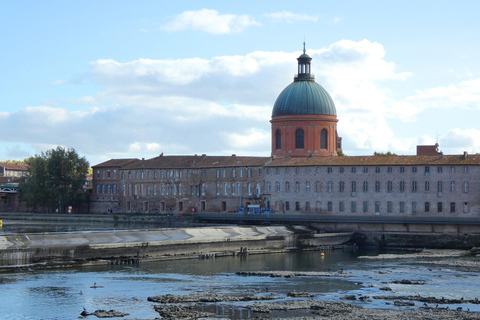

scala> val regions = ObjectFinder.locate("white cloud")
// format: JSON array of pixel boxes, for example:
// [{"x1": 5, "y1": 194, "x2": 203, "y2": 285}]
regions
[
  {"x1": 161, "y1": 9, "x2": 260, "y2": 34},
  {"x1": 440, "y1": 128, "x2": 480, "y2": 154},
  {"x1": 264, "y1": 11, "x2": 318, "y2": 23}
]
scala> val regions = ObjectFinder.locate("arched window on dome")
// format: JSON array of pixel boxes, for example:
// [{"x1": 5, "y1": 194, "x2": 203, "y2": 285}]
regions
[
  {"x1": 321, "y1": 129, "x2": 328, "y2": 150},
  {"x1": 275, "y1": 129, "x2": 281, "y2": 150},
  {"x1": 295, "y1": 129, "x2": 304, "y2": 149}
]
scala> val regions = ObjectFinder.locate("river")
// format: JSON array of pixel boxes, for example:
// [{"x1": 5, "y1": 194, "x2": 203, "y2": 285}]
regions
[{"x1": 1, "y1": 220, "x2": 480, "y2": 319}]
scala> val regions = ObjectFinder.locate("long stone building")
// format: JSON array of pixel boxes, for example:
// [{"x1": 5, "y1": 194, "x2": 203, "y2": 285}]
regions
[{"x1": 91, "y1": 46, "x2": 480, "y2": 216}]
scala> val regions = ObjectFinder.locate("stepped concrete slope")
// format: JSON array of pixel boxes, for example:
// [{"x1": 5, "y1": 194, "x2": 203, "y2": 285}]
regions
[{"x1": 0, "y1": 226, "x2": 352, "y2": 269}]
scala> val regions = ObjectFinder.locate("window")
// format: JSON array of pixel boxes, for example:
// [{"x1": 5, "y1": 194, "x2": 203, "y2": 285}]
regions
[
  {"x1": 296, "y1": 201, "x2": 301, "y2": 210},
  {"x1": 306, "y1": 181, "x2": 310, "y2": 192},
  {"x1": 437, "y1": 166, "x2": 443, "y2": 173},
  {"x1": 258, "y1": 168, "x2": 262, "y2": 177},
  {"x1": 102, "y1": 170, "x2": 105, "y2": 179},
  {"x1": 275, "y1": 129, "x2": 281, "y2": 150},
  {"x1": 363, "y1": 167, "x2": 368, "y2": 173},
  {"x1": 161, "y1": 184, "x2": 164, "y2": 195},
  {"x1": 412, "y1": 167, "x2": 417, "y2": 173},
  {"x1": 351, "y1": 201, "x2": 357, "y2": 213},
  {"x1": 387, "y1": 201, "x2": 393, "y2": 213},
  {"x1": 295, "y1": 167, "x2": 299, "y2": 174},
  {"x1": 412, "y1": 181, "x2": 417, "y2": 192},
  {"x1": 328, "y1": 202, "x2": 333, "y2": 212},
  {"x1": 351, "y1": 167, "x2": 356, "y2": 173},
  {"x1": 222, "y1": 169, "x2": 226, "y2": 178},
  {"x1": 231, "y1": 183, "x2": 235, "y2": 195},
  {"x1": 295, "y1": 129, "x2": 304, "y2": 149},
  {"x1": 224, "y1": 183, "x2": 228, "y2": 195},
  {"x1": 388, "y1": 167, "x2": 392, "y2": 173},
  {"x1": 339, "y1": 181, "x2": 345, "y2": 192},
  {"x1": 451, "y1": 166, "x2": 455, "y2": 172},
  {"x1": 286, "y1": 201, "x2": 290, "y2": 211},
  {"x1": 154, "y1": 171, "x2": 157, "y2": 179},
  {"x1": 400, "y1": 201, "x2": 405, "y2": 213},
  {"x1": 147, "y1": 186, "x2": 150, "y2": 196},
  {"x1": 425, "y1": 166, "x2": 430, "y2": 176},
  {"x1": 425, "y1": 181, "x2": 430, "y2": 191},
  {"x1": 275, "y1": 181, "x2": 280, "y2": 192},
  {"x1": 153, "y1": 184, "x2": 157, "y2": 196},
  {"x1": 248, "y1": 183, "x2": 252, "y2": 195},
  {"x1": 375, "y1": 201, "x2": 380, "y2": 213},
  {"x1": 97, "y1": 170, "x2": 100, "y2": 178},
  {"x1": 202, "y1": 170, "x2": 206, "y2": 178},
  {"x1": 400, "y1": 181, "x2": 405, "y2": 192},
  {"x1": 328, "y1": 167, "x2": 333, "y2": 173},
  {"x1": 339, "y1": 201, "x2": 345, "y2": 212},
  {"x1": 306, "y1": 167, "x2": 310, "y2": 174},
  {"x1": 216, "y1": 183, "x2": 219, "y2": 195},
  {"x1": 285, "y1": 181, "x2": 290, "y2": 192},
  {"x1": 237, "y1": 182, "x2": 241, "y2": 194},
  {"x1": 375, "y1": 181, "x2": 380, "y2": 192},
  {"x1": 186, "y1": 170, "x2": 190, "y2": 179},
  {"x1": 328, "y1": 181, "x2": 333, "y2": 192},
  {"x1": 425, "y1": 202, "x2": 430, "y2": 212},
  {"x1": 438, "y1": 181, "x2": 443, "y2": 193},
  {"x1": 320, "y1": 129, "x2": 327, "y2": 149},
  {"x1": 412, "y1": 202, "x2": 417, "y2": 213},
  {"x1": 363, "y1": 201, "x2": 368, "y2": 213},
  {"x1": 464, "y1": 181, "x2": 469, "y2": 193},
  {"x1": 285, "y1": 168, "x2": 289, "y2": 174},
  {"x1": 363, "y1": 181, "x2": 368, "y2": 192},
  {"x1": 351, "y1": 181, "x2": 357, "y2": 194},
  {"x1": 147, "y1": 171, "x2": 150, "y2": 179},
  {"x1": 400, "y1": 167, "x2": 405, "y2": 173},
  {"x1": 248, "y1": 168, "x2": 252, "y2": 178},
  {"x1": 438, "y1": 202, "x2": 443, "y2": 213},
  {"x1": 216, "y1": 170, "x2": 220, "y2": 178},
  {"x1": 113, "y1": 170, "x2": 117, "y2": 179},
  {"x1": 450, "y1": 202, "x2": 456, "y2": 213},
  {"x1": 375, "y1": 167, "x2": 380, "y2": 173},
  {"x1": 295, "y1": 181, "x2": 300, "y2": 192},
  {"x1": 266, "y1": 182, "x2": 271, "y2": 193},
  {"x1": 387, "y1": 181, "x2": 393, "y2": 192},
  {"x1": 339, "y1": 167, "x2": 344, "y2": 173},
  {"x1": 450, "y1": 181, "x2": 455, "y2": 191},
  {"x1": 122, "y1": 184, "x2": 125, "y2": 196},
  {"x1": 464, "y1": 166, "x2": 468, "y2": 173},
  {"x1": 122, "y1": 172, "x2": 125, "y2": 180}
]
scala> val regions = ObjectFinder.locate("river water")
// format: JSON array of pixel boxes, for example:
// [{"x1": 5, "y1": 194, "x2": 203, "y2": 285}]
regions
[{"x1": 1, "y1": 221, "x2": 480, "y2": 319}]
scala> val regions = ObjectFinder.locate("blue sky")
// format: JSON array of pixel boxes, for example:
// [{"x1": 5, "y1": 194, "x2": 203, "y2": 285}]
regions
[{"x1": 1, "y1": 1, "x2": 480, "y2": 166}]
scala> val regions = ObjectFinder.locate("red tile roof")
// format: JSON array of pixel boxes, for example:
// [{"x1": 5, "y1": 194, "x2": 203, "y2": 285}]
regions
[
  {"x1": 92, "y1": 158, "x2": 140, "y2": 168},
  {"x1": 122, "y1": 155, "x2": 271, "y2": 170},
  {"x1": 266, "y1": 154, "x2": 480, "y2": 167},
  {"x1": 0, "y1": 162, "x2": 29, "y2": 171}
]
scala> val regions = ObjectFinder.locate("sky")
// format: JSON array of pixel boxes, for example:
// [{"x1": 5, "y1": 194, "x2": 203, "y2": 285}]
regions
[{"x1": 1, "y1": 1, "x2": 480, "y2": 166}]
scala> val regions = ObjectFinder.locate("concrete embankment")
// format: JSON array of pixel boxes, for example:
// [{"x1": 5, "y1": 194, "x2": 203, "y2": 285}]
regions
[{"x1": 0, "y1": 225, "x2": 352, "y2": 270}]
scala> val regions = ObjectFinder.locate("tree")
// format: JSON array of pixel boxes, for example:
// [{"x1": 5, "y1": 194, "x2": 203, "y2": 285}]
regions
[
  {"x1": 20, "y1": 147, "x2": 89, "y2": 213},
  {"x1": 373, "y1": 151, "x2": 398, "y2": 156}
]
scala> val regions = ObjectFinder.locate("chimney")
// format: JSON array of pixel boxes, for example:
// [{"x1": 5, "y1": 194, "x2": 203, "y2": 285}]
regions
[
  {"x1": 231, "y1": 154, "x2": 236, "y2": 157},
  {"x1": 463, "y1": 151, "x2": 468, "y2": 160},
  {"x1": 160, "y1": 153, "x2": 164, "y2": 157}
]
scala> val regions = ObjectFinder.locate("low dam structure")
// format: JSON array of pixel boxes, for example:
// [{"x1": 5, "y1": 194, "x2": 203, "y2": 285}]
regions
[{"x1": 0, "y1": 225, "x2": 352, "y2": 270}]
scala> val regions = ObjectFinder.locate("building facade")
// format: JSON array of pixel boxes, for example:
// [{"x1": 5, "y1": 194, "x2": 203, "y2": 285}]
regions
[{"x1": 91, "y1": 47, "x2": 480, "y2": 216}]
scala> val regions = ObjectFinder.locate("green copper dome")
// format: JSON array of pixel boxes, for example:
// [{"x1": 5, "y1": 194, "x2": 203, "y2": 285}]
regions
[
  {"x1": 272, "y1": 80, "x2": 336, "y2": 116},
  {"x1": 272, "y1": 46, "x2": 336, "y2": 117}
]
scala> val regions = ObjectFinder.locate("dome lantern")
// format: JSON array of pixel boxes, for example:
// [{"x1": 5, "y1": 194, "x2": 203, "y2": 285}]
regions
[{"x1": 295, "y1": 42, "x2": 314, "y2": 81}]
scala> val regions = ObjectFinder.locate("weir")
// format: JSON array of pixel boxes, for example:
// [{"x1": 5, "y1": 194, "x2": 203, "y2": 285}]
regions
[{"x1": 0, "y1": 225, "x2": 352, "y2": 269}]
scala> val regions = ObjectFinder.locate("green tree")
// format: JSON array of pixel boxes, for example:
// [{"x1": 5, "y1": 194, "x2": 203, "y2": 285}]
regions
[
  {"x1": 20, "y1": 147, "x2": 89, "y2": 213},
  {"x1": 373, "y1": 151, "x2": 397, "y2": 156}
]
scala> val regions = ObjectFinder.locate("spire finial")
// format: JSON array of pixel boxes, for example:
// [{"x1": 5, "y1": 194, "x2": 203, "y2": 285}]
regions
[{"x1": 303, "y1": 41, "x2": 306, "y2": 54}]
